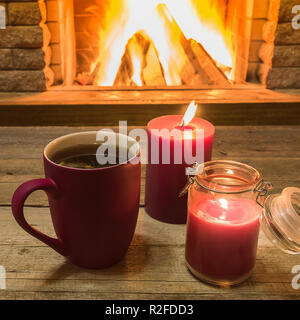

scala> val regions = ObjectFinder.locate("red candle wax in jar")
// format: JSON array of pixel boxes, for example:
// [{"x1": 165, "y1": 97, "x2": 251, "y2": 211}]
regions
[
  {"x1": 186, "y1": 194, "x2": 260, "y2": 285},
  {"x1": 145, "y1": 115, "x2": 215, "y2": 224}
]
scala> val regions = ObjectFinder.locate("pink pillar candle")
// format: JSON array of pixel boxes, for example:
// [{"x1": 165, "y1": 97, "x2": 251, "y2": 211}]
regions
[{"x1": 145, "y1": 115, "x2": 215, "y2": 224}]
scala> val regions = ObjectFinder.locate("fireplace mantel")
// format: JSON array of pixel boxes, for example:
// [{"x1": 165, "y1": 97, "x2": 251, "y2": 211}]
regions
[{"x1": 0, "y1": 87, "x2": 299, "y2": 126}]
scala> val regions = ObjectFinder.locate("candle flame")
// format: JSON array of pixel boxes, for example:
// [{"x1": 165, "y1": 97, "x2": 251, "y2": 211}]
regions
[{"x1": 182, "y1": 101, "x2": 198, "y2": 126}]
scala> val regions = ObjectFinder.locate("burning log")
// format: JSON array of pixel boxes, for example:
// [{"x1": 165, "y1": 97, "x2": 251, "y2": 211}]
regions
[
  {"x1": 189, "y1": 39, "x2": 231, "y2": 86},
  {"x1": 76, "y1": 3, "x2": 232, "y2": 87},
  {"x1": 76, "y1": 72, "x2": 94, "y2": 86},
  {"x1": 76, "y1": 51, "x2": 102, "y2": 86},
  {"x1": 114, "y1": 33, "x2": 149, "y2": 86},
  {"x1": 156, "y1": 3, "x2": 230, "y2": 87},
  {"x1": 114, "y1": 32, "x2": 167, "y2": 87},
  {"x1": 156, "y1": 4, "x2": 204, "y2": 86},
  {"x1": 113, "y1": 48, "x2": 133, "y2": 86},
  {"x1": 142, "y1": 43, "x2": 166, "y2": 86}
]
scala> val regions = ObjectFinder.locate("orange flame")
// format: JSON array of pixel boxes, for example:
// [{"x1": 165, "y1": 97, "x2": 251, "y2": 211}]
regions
[
  {"x1": 182, "y1": 101, "x2": 198, "y2": 126},
  {"x1": 130, "y1": 40, "x2": 144, "y2": 86},
  {"x1": 90, "y1": 0, "x2": 234, "y2": 86}
]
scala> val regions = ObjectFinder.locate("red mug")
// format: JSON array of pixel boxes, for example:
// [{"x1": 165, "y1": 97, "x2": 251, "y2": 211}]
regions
[{"x1": 11, "y1": 131, "x2": 141, "y2": 269}]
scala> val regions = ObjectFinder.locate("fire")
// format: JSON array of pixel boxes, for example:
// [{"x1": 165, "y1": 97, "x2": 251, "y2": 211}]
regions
[
  {"x1": 128, "y1": 37, "x2": 144, "y2": 86},
  {"x1": 131, "y1": 53, "x2": 143, "y2": 86},
  {"x1": 182, "y1": 101, "x2": 198, "y2": 127},
  {"x1": 89, "y1": 0, "x2": 233, "y2": 86}
]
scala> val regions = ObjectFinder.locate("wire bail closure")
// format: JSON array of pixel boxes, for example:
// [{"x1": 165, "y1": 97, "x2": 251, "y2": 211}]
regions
[
  {"x1": 179, "y1": 162, "x2": 203, "y2": 198},
  {"x1": 254, "y1": 180, "x2": 273, "y2": 208}
]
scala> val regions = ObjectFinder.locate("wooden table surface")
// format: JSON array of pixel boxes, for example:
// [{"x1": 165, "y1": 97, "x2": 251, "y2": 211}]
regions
[{"x1": 0, "y1": 126, "x2": 300, "y2": 300}]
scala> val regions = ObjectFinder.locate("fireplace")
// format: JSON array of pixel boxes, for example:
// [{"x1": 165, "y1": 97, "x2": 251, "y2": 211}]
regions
[
  {"x1": 45, "y1": 0, "x2": 281, "y2": 88},
  {"x1": 66, "y1": 0, "x2": 238, "y2": 88},
  {"x1": 0, "y1": 0, "x2": 299, "y2": 92}
]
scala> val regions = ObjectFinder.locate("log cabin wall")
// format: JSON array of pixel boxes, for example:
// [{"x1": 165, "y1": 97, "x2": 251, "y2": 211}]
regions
[
  {"x1": 0, "y1": 0, "x2": 299, "y2": 91},
  {"x1": 247, "y1": 0, "x2": 276, "y2": 83},
  {"x1": 0, "y1": 0, "x2": 46, "y2": 91},
  {"x1": 266, "y1": 0, "x2": 300, "y2": 89},
  {"x1": 249, "y1": 0, "x2": 300, "y2": 89}
]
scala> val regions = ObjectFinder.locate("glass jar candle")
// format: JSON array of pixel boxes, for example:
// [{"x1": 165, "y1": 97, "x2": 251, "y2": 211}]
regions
[{"x1": 185, "y1": 160, "x2": 300, "y2": 287}]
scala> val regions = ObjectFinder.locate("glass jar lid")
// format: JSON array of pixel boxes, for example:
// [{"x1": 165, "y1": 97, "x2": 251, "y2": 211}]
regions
[{"x1": 261, "y1": 187, "x2": 300, "y2": 255}]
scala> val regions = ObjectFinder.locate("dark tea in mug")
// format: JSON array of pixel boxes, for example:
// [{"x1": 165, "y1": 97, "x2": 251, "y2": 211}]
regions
[{"x1": 51, "y1": 144, "x2": 126, "y2": 169}]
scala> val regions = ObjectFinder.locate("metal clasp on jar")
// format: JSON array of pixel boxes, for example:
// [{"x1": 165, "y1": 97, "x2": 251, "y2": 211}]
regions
[
  {"x1": 253, "y1": 180, "x2": 273, "y2": 208},
  {"x1": 179, "y1": 162, "x2": 203, "y2": 198}
]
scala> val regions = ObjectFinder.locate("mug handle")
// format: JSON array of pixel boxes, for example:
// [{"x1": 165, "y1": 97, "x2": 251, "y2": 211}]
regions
[{"x1": 11, "y1": 178, "x2": 68, "y2": 256}]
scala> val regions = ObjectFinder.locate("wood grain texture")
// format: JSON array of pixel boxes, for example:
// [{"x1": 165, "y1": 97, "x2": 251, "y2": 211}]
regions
[
  {"x1": 0, "y1": 126, "x2": 300, "y2": 300},
  {"x1": 1, "y1": 86, "x2": 299, "y2": 106},
  {"x1": 1, "y1": 102, "x2": 300, "y2": 126},
  {"x1": 0, "y1": 88, "x2": 299, "y2": 126},
  {"x1": 0, "y1": 207, "x2": 299, "y2": 300}
]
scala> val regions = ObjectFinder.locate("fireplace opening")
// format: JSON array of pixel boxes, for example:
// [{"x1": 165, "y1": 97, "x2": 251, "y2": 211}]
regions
[
  {"x1": 75, "y1": 0, "x2": 234, "y2": 87},
  {"x1": 44, "y1": 0, "x2": 263, "y2": 89}
]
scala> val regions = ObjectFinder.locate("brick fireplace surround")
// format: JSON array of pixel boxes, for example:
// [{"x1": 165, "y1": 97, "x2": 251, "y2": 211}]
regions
[{"x1": 0, "y1": 0, "x2": 300, "y2": 91}]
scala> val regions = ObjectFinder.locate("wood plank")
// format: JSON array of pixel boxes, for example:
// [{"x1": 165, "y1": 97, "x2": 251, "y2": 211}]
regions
[
  {"x1": 1, "y1": 178, "x2": 298, "y2": 207},
  {"x1": 0, "y1": 207, "x2": 299, "y2": 299},
  {"x1": 0, "y1": 87, "x2": 299, "y2": 127},
  {"x1": 1, "y1": 157, "x2": 296, "y2": 184},
  {"x1": 1, "y1": 88, "x2": 300, "y2": 105},
  {"x1": 0, "y1": 291, "x2": 298, "y2": 300},
  {"x1": 1, "y1": 126, "x2": 300, "y2": 299},
  {"x1": 1, "y1": 126, "x2": 300, "y2": 206},
  {"x1": 1, "y1": 160, "x2": 300, "y2": 206},
  {"x1": 0, "y1": 207, "x2": 282, "y2": 248},
  {"x1": 0, "y1": 102, "x2": 300, "y2": 126},
  {"x1": 1, "y1": 126, "x2": 300, "y2": 159}
]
